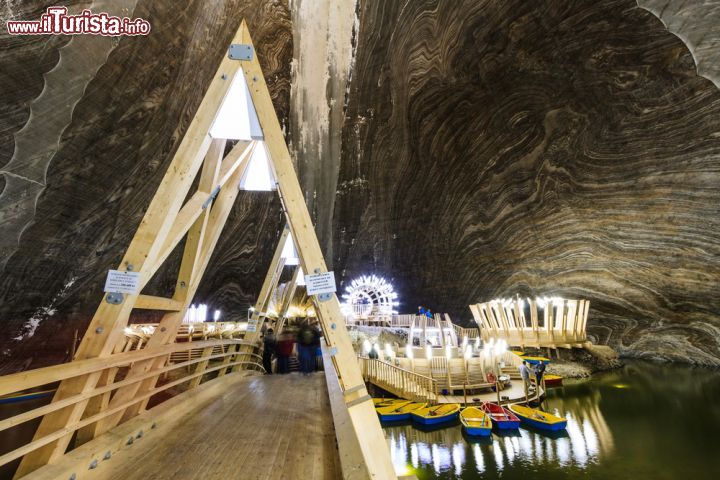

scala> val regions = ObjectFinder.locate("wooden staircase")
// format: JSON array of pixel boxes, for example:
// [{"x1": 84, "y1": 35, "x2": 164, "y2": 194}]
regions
[{"x1": 359, "y1": 358, "x2": 438, "y2": 404}]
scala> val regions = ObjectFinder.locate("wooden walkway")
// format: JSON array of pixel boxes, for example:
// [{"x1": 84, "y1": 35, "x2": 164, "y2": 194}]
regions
[{"x1": 98, "y1": 373, "x2": 341, "y2": 480}]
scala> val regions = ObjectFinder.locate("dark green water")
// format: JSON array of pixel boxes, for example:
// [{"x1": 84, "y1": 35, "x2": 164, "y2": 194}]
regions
[{"x1": 383, "y1": 361, "x2": 720, "y2": 479}]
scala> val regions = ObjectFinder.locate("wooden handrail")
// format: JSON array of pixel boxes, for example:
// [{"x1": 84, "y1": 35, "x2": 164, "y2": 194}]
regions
[
  {"x1": 359, "y1": 357, "x2": 438, "y2": 403},
  {"x1": 0, "y1": 349, "x2": 261, "y2": 433},
  {"x1": 0, "y1": 338, "x2": 264, "y2": 471},
  {"x1": 0, "y1": 338, "x2": 255, "y2": 397},
  {"x1": 0, "y1": 359, "x2": 263, "y2": 468}
]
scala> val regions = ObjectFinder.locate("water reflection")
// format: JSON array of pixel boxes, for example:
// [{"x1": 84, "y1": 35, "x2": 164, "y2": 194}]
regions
[
  {"x1": 385, "y1": 378, "x2": 614, "y2": 478},
  {"x1": 385, "y1": 394, "x2": 613, "y2": 477},
  {"x1": 383, "y1": 360, "x2": 720, "y2": 479}
]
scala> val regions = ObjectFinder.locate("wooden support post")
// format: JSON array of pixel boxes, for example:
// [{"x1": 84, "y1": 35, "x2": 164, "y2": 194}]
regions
[
  {"x1": 238, "y1": 21, "x2": 396, "y2": 478},
  {"x1": 276, "y1": 266, "x2": 300, "y2": 334},
  {"x1": 217, "y1": 344, "x2": 238, "y2": 377},
  {"x1": 189, "y1": 346, "x2": 215, "y2": 389},
  {"x1": 238, "y1": 227, "x2": 290, "y2": 366}
]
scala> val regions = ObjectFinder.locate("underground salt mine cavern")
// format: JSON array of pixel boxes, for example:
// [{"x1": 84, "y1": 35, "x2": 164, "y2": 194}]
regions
[{"x1": 1, "y1": 1, "x2": 719, "y2": 479}]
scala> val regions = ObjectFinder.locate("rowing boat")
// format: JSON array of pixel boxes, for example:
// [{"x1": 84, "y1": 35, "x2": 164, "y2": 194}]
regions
[
  {"x1": 508, "y1": 404, "x2": 567, "y2": 431},
  {"x1": 0, "y1": 389, "x2": 56, "y2": 405},
  {"x1": 519, "y1": 355, "x2": 550, "y2": 365},
  {"x1": 460, "y1": 407, "x2": 492, "y2": 436},
  {"x1": 376, "y1": 402, "x2": 425, "y2": 421},
  {"x1": 411, "y1": 403, "x2": 461, "y2": 426},
  {"x1": 480, "y1": 402, "x2": 520, "y2": 430},
  {"x1": 372, "y1": 398, "x2": 409, "y2": 407},
  {"x1": 544, "y1": 374, "x2": 563, "y2": 387}
]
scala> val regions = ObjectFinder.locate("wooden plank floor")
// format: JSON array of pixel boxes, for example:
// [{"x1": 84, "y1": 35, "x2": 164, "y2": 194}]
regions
[{"x1": 100, "y1": 373, "x2": 341, "y2": 480}]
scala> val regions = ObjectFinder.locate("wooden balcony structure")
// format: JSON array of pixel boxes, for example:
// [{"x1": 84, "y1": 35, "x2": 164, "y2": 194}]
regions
[{"x1": 470, "y1": 297, "x2": 590, "y2": 349}]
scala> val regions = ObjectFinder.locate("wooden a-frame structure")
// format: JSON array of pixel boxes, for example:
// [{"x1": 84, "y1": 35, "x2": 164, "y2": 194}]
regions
[{"x1": 15, "y1": 21, "x2": 395, "y2": 479}]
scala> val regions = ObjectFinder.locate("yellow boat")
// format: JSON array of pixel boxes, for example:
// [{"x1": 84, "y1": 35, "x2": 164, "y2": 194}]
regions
[
  {"x1": 376, "y1": 402, "x2": 425, "y2": 421},
  {"x1": 544, "y1": 374, "x2": 563, "y2": 387},
  {"x1": 509, "y1": 404, "x2": 567, "y2": 431},
  {"x1": 372, "y1": 398, "x2": 409, "y2": 407},
  {"x1": 520, "y1": 355, "x2": 550, "y2": 365},
  {"x1": 411, "y1": 403, "x2": 461, "y2": 425},
  {"x1": 460, "y1": 407, "x2": 492, "y2": 436}
]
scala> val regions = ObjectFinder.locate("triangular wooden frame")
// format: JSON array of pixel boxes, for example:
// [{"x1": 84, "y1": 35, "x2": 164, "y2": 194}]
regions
[{"x1": 16, "y1": 20, "x2": 395, "y2": 479}]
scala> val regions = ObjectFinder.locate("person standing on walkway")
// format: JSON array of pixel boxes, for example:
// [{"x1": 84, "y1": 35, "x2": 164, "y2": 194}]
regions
[
  {"x1": 297, "y1": 322, "x2": 320, "y2": 375},
  {"x1": 276, "y1": 332, "x2": 295, "y2": 374},
  {"x1": 262, "y1": 328, "x2": 277, "y2": 374},
  {"x1": 534, "y1": 361, "x2": 547, "y2": 387},
  {"x1": 519, "y1": 361, "x2": 531, "y2": 396}
]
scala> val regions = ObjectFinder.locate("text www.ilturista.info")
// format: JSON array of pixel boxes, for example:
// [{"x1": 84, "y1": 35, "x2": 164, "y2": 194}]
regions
[{"x1": 6, "y1": 7, "x2": 151, "y2": 36}]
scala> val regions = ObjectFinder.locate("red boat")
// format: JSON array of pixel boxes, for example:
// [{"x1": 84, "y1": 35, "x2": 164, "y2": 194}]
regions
[{"x1": 480, "y1": 402, "x2": 521, "y2": 430}]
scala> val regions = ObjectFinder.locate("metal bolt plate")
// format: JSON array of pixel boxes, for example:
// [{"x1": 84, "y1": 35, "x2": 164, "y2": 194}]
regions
[
  {"x1": 106, "y1": 292, "x2": 124, "y2": 304},
  {"x1": 228, "y1": 44, "x2": 253, "y2": 61},
  {"x1": 318, "y1": 292, "x2": 332, "y2": 302}
]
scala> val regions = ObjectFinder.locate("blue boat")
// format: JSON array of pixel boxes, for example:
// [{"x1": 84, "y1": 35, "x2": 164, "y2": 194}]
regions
[
  {"x1": 460, "y1": 407, "x2": 492, "y2": 436},
  {"x1": 376, "y1": 401, "x2": 424, "y2": 421},
  {"x1": 411, "y1": 403, "x2": 460, "y2": 426},
  {"x1": 509, "y1": 404, "x2": 567, "y2": 431},
  {"x1": 0, "y1": 389, "x2": 55, "y2": 404}
]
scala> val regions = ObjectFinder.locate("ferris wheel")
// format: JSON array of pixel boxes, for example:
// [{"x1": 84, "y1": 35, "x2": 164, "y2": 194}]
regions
[{"x1": 341, "y1": 275, "x2": 399, "y2": 319}]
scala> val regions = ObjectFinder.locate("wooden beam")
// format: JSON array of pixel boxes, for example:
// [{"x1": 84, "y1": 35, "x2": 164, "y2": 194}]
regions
[
  {"x1": 133, "y1": 295, "x2": 183, "y2": 311},
  {"x1": 94, "y1": 138, "x2": 249, "y2": 433},
  {"x1": 275, "y1": 266, "x2": 300, "y2": 334},
  {"x1": 238, "y1": 21, "x2": 397, "y2": 479},
  {"x1": 244, "y1": 227, "x2": 290, "y2": 342},
  {"x1": 14, "y1": 23, "x2": 251, "y2": 474},
  {"x1": 217, "y1": 140, "x2": 253, "y2": 187}
]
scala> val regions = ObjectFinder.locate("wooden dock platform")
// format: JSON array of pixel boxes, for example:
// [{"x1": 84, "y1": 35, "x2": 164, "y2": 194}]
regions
[{"x1": 97, "y1": 373, "x2": 341, "y2": 480}]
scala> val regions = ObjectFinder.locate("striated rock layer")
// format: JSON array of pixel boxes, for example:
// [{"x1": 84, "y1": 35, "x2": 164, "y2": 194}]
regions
[
  {"x1": 333, "y1": 0, "x2": 720, "y2": 366},
  {"x1": 1, "y1": 0, "x2": 720, "y2": 370},
  {"x1": 0, "y1": 0, "x2": 291, "y2": 371}
]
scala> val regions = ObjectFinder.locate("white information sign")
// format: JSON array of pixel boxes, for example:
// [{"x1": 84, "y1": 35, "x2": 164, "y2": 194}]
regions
[
  {"x1": 305, "y1": 271, "x2": 337, "y2": 296},
  {"x1": 103, "y1": 270, "x2": 141, "y2": 295},
  {"x1": 246, "y1": 325, "x2": 257, "y2": 333}
]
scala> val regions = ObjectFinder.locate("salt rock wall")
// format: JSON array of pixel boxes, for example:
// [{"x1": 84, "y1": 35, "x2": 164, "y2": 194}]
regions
[
  {"x1": 333, "y1": 0, "x2": 720, "y2": 365},
  {"x1": 1, "y1": 0, "x2": 720, "y2": 370},
  {"x1": 0, "y1": 0, "x2": 291, "y2": 371}
]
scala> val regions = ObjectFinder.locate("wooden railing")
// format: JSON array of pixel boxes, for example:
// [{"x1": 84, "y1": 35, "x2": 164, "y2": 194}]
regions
[
  {"x1": 344, "y1": 314, "x2": 415, "y2": 327},
  {"x1": 0, "y1": 339, "x2": 263, "y2": 474},
  {"x1": 359, "y1": 357, "x2": 438, "y2": 404},
  {"x1": 123, "y1": 322, "x2": 249, "y2": 364},
  {"x1": 470, "y1": 298, "x2": 589, "y2": 348},
  {"x1": 453, "y1": 324, "x2": 480, "y2": 340}
]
